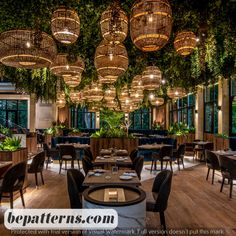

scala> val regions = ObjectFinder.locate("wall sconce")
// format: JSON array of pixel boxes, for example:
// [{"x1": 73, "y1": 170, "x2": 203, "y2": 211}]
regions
[
  {"x1": 195, "y1": 109, "x2": 198, "y2": 114},
  {"x1": 217, "y1": 105, "x2": 222, "y2": 111}
]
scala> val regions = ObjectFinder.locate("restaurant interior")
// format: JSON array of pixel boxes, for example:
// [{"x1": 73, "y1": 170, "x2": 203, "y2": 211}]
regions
[{"x1": 0, "y1": 0, "x2": 236, "y2": 235}]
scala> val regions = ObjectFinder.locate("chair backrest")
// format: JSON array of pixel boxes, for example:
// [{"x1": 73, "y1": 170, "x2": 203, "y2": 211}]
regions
[
  {"x1": 82, "y1": 156, "x2": 93, "y2": 175},
  {"x1": 1, "y1": 161, "x2": 27, "y2": 193},
  {"x1": 43, "y1": 143, "x2": 50, "y2": 156},
  {"x1": 218, "y1": 155, "x2": 236, "y2": 179},
  {"x1": 152, "y1": 170, "x2": 173, "y2": 212},
  {"x1": 133, "y1": 156, "x2": 144, "y2": 180},
  {"x1": 159, "y1": 146, "x2": 173, "y2": 159},
  {"x1": 28, "y1": 151, "x2": 45, "y2": 172},
  {"x1": 130, "y1": 149, "x2": 138, "y2": 162},
  {"x1": 177, "y1": 144, "x2": 185, "y2": 157},
  {"x1": 205, "y1": 142, "x2": 214, "y2": 151},
  {"x1": 84, "y1": 148, "x2": 93, "y2": 161},
  {"x1": 67, "y1": 169, "x2": 84, "y2": 208},
  {"x1": 58, "y1": 145, "x2": 76, "y2": 160},
  {"x1": 205, "y1": 150, "x2": 220, "y2": 169}
]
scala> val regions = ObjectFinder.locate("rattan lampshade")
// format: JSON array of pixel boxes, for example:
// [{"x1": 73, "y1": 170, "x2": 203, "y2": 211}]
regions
[
  {"x1": 86, "y1": 82, "x2": 103, "y2": 102},
  {"x1": 56, "y1": 92, "x2": 66, "y2": 108},
  {"x1": 95, "y1": 40, "x2": 128, "y2": 83},
  {"x1": 81, "y1": 85, "x2": 89, "y2": 101},
  {"x1": 174, "y1": 31, "x2": 197, "y2": 56},
  {"x1": 130, "y1": 0, "x2": 172, "y2": 52},
  {"x1": 69, "y1": 91, "x2": 81, "y2": 104},
  {"x1": 167, "y1": 87, "x2": 186, "y2": 99},
  {"x1": 142, "y1": 66, "x2": 162, "y2": 90},
  {"x1": 130, "y1": 75, "x2": 144, "y2": 103},
  {"x1": 64, "y1": 76, "x2": 81, "y2": 88},
  {"x1": 50, "y1": 54, "x2": 84, "y2": 78},
  {"x1": 150, "y1": 97, "x2": 164, "y2": 106},
  {"x1": 104, "y1": 87, "x2": 116, "y2": 101},
  {"x1": 0, "y1": 30, "x2": 57, "y2": 69},
  {"x1": 51, "y1": 6, "x2": 80, "y2": 44},
  {"x1": 100, "y1": 2, "x2": 128, "y2": 43}
]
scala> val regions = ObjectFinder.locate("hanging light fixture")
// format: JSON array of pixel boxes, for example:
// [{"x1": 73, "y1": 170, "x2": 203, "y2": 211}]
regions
[
  {"x1": 0, "y1": 30, "x2": 57, "y2": 69},
  {"x1": 95, "y1": 40, "x2": 128, "y2": 84},
  {"x1": 51, "y1": 6, "x2": 80, "y2": 44},
  {"x1": 100, "y1": 1, "x2": 128, "y2": 43},
  {"x1": 130, "y1": 0, "x2": 172, "y2": 52},
  {"x1": 69, "y1": 90, "x2": 82, "y2": 104},
  {"x1": 142, "y1": 66, "x2": 162, "y2": 90},
  {"x1": 150, "y1": 96, "x2": 165, "y2": 106},
  {"x1": 56, "y1": 92, "x2": 66, "y2": 108},
  {"x1": 130, "y1": 75, "x2": 144, "y2": 103},
  {"x1": 174, "y1": 31, "x2": 197, "y2": 56},
  {"x1": 167, "y1": 87, "x2": 186, "y2": 99},
  {"x1": 119, "y1": 88, "x2": 139, "y2": 113},
  {"x1": 86, "y1": 82, "x2": 103, "y2": 102}
]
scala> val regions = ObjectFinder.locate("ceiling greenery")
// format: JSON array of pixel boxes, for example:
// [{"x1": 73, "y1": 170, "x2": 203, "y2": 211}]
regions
[{"x1": 0, "y1": 0, "x2": 235, "y2": 101}]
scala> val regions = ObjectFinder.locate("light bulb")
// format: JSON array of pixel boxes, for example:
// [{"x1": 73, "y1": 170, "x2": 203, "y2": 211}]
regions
[
  {"x1": 196, "y1": 38, "x2": 200, "y2": 42},
  {"x1": 150, "y1": 74, "x2": 154, "y2": 79},
  {"x1": 175, "y1": 91, "x2": 179, "y2": 95},
  {"x1": 149, "y1": 94, "x2": 154, "y2": 100},
  {"x1": 109, "y1": 53, "x2": 113, "y2": 61},
  {"x1": 66, "y1": 65, "x2": 69, "y2": 70},
  {"x1": 148, "y1": 14, "x2": 153, "y2": 23},
  {"x1": 26, "y1": 41, "x2": 31, "y2": 48},
  {"x1": 161, "y1": 79, "x2": 166, "y2": 84}
]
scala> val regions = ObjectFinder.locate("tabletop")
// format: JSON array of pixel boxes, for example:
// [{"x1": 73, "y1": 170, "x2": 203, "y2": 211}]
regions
[
  {"x1": 212, "y1": 150, "x2": 236, "y2": 156},
  {"x1": 83, "y1": 169, "x2": 141, "y2": 186},
  {"x1": 94, "y1": 155, "x2": 132, "y2": 165},
  {"x1": 0, "y1": 161, "x2": 12, "y2": 169},
  {"x1": 138, "y1": 143, "x2": 171, "y2": 150},
  {"x1": 193, "y1": 141, "x2": 213, "y2": 145},
  {"x1": 57, "y1": 143, "x2": 90, "y2": 149}
]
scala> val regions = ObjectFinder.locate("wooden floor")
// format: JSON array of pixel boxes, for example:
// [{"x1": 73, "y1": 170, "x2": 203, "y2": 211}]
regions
[{"x1": 0, "y1": 164, "x2": 236, "y2": 236}]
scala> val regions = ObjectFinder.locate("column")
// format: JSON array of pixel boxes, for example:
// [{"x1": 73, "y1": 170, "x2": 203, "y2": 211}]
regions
[
  {"x1": 29, "y1": 93, "x2": 36, "y2": 132},
  {"x1": 95, "y1": 112, "x2": 100, "y2": 129},
  {"x1": 218, "y1": 79, "x2": 229, "y2": 135},
  {"x1": 165, "y1": 103, "x2": 169, "y2": 129},
  {"x1": 195, "y1": 85, "x2": 204, "y2": 140}
]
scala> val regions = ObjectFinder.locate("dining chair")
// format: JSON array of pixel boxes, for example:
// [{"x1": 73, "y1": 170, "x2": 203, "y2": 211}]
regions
[
  {"x1": 43, "y1": 143, "x2": 58, "y2": 169},
  {"x1": 146, "y1": 170, "x2": 173, "y2": 233},
  {"x1": 82, "y1": 156, "x2": 94, "y2": 175},
  {"x1": 132, "y1": 156, "x2": 144, "y2": 180},
  {"x1": 151, "y1": 146, "x2": 173, "y2": 172},
  {"x1": 67, "y1": 169, "x2": 87, "y2": 209},
  {"x1": 0, "y1": 161, "x2": 27, "y2": 209},
  {"x1": 205, "y1": 150, "x2": 220, "y2": 184},
  {"x1": 58, "y1": 144, "x2": 77, "y2": 174},
  {"x1": 173, "y1": 144, "x2": 185, "y2": 171},
  {"x1": 130, "y1": 149, "x2": 138, "y2": 163},
  {"x1": 28, "y1": 151, "x2": 45, "y2": 187},
  {"x1": 218, "y1": 155, "x2": 236, "y2": 198}
]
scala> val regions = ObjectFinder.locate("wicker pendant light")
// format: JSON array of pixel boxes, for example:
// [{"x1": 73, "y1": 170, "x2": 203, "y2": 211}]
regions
[
  {"x1": 95, "y1": 40, "x2": 128, "y2": 84},
  {"x1": 100, "y1": 1, "x2": 128, "y2": 43},
  {"x1": 174, "y1": 31, "x2": 197, "y2": 56},
  {"x1": 86, "y1": 82, "x2": 103, "y2": 102},
  {"x1": 50, "y1": 54, "x2": 84, "y2": 78},
  {"x1": 104, "y1": 87, "x2": 116, "y2": 101},
  {"x1": 51, "y1": 6, "x2": 80, "y2": 44},
  {"x1": 142, "y1": 66, "x2": 162, "y2": 90},
  {"x1": 56, "y1": 92, "x2": 66, "y2": 108},
  {"x1": 167, "y1": 87, "x2": 186, "y2": 99},
  {"x1": 69, "y1": 90, "x2": 81, "y2": 104},
  {"x1": 64, "y1": 76, "x2": 81, "y2": 88},
  {"x1": 130, "y1": 75, "x2": 144, "y2": 103},
  {"x1": 150, "y1": 97, "x2": 164, "y2": 106},
  {"x1": 130, "y1": 0, "x2": 172, "y2": 52},
  {"x1": 0, "y1": 30, "x2": 57, "y2": 69}
]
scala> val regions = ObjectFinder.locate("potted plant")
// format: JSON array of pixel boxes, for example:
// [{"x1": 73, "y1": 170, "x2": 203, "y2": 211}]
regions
[{"x1": 214, "y1": 133, "x2": 230, "y2": 150}]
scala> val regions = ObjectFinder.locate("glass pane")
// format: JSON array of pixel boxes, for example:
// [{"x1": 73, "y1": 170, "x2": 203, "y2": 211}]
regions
[
  {"x1": 77, "y1": 112, "x2": 83, "y2": 129},
  {"x1": 182, "y1": 97, "x2": 188, "y2": 107},
  {"x1": 0, "y1": 100, "x2": 6, "y2": 110},
  {"x1": 182, "y1": 108, "x2": 187, "y2": 124},
  {"x1": 205, "y1": 87, "x2": 211, "y2": 102},
  {"x1": 142, "y1": 112, "x2": 149, "y2": 129},
  {"x1": 18, "y1": 111, "x2": 28, "y2": 128},
  {"x1": 178, "y1": 99, "x2": 182, "y2": 108},
  {"x1": 133, "y1": 113, "x2": 141, "y2": 129},
  {"x1": 232, "y1": 98, "x2": 236, "y2": 134},
  {"x1": 0, "y1": 111, "x2": 6, "y2": 126},
  {"x1": 214, "y1": 84, "x2": 218, "y2": 101},
  {"x1": 231, "y1": 79, "x2": 236, "y2": 96},
  {"x1": 178, "y1": 110, "x2": 182, "y2": 123},
  {"x1": 7, "y1": 111, "x2": 17, "y2": 128},
  {"x1": 188, "y1": 108, "x2": 193, "y2": 127},
  {"x1": 7, "y1": 100, "x2": 17, "y2": 110},
  {"x1": 205, "y1": 104, "x2": 213, "y2": 132},
  {"x1": 18, "y1": 100, "x2": 28, "y2": 110}
]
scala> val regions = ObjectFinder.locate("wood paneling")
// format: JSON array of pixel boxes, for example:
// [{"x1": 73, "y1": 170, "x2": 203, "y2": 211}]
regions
[
  {"x1": 26, "y1": 135, "x2": 37, "y2": 153},
  {"x1": 90, "y1": 138, "x2": 138, "y2": 159}
]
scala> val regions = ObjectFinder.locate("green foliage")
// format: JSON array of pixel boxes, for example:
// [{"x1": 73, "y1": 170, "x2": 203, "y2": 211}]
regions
[
  {"x1": 168, "y1": 122, "x2": 194, "y2": 136},
  {"x1": 0, "y1": 0, "x2": 235, "y2": 99},
  {"x1": 0, "y1": 125, "x2": 12, "y2": 137},
  {"x1": 68, "y1": 128, "x2": 81, "y2": 135},
  {"x1": 215, "y1": 133, "x2": 229, "y2": 139},
  {"x1": 44, "y1": 123, "x2": 65, "y2": 136},
  {"x1": 100, "y1": 110, "x2": 124, "y2": 129},
  {"x1": 0, "y1": 136, "x2": 21, "y2": 151}
]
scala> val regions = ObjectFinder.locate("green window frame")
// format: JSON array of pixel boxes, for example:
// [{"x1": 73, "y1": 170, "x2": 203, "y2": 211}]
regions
[
  {"x1": 70, "y1": 106, "x2": 95, "y2": 129},
  {"x1": 0, "y1": 99, "x2": 28, "y2": 128},
  {"x1": 129, "y1": 108, "x2": 151, "y2": 130},
  {"x1": 204, "y1": 84, "x2": 218, "y2": 134}
]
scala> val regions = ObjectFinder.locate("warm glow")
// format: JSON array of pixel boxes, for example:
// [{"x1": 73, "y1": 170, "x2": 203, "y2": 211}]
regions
[
  {"x1": 109, "y1": 53, "x2": 113, "y2": 61},
  {"x1": 175, "y1": 91, "x2": 179, "y2": 95},
  {"x1": 149, "y1": 94, "x2": 154, "y2": 100},
  {"x1": 196, "y1": 38, "x2": 200, "y2": 42},
  {"x1": 150, "y1": 74, "x2": 154, "y2": 79},
  {"x1": 148, "y1": 14, "x2": 153, "y2": 23},
  {"x1": 66, "y1": 65, "x2": 69, "y2": 70},
  {"x1": 26, "y1": 41, "x2": 31, "y2": 48},
  {"x1": 161, "y1": 79, "x2": 166, "y2": 84}
]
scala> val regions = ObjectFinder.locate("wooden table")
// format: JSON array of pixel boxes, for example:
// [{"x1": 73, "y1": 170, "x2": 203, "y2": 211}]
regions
[
  {"x1": 83, "y1": 169, "x2": 141, "y2": 186},
  {"x1": 212, "y1": 150, "x2": 236, "y2": 161},
  {"x1": 94, "y1": 155, "x2": 132, "y2": 169},
  {"x1": 0, "y1": 161, "x2": 12, "y2": 178},
  {"x1": 193, "y1": 141, "x2": 213, "y2": 161}
]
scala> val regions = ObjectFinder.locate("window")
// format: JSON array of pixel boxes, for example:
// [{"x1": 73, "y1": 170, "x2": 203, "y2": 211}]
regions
[
  {"x1": 129, "y1": 108, "x2": 150, "y2": 130},
  {"x1": 70, "y1": 107, "x2": 95, "y2": 129},
  {"x1": 230, "y1": 78, "x2": 236, "y2": 135},
  {"x1": 169, "y1": 94, "x2": 195, "y2": 127},
  {"x1": 0, "y1": 99, "x2": 28, "y2": 128},
  {"x1": 204, "y1": 84, "x2": 218, "y2": 133}
]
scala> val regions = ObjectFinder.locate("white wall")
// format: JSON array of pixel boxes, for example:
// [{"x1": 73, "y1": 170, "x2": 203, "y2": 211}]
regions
[{"x1": 35, "y1": 101, "x2": 57, "y2": 129}]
